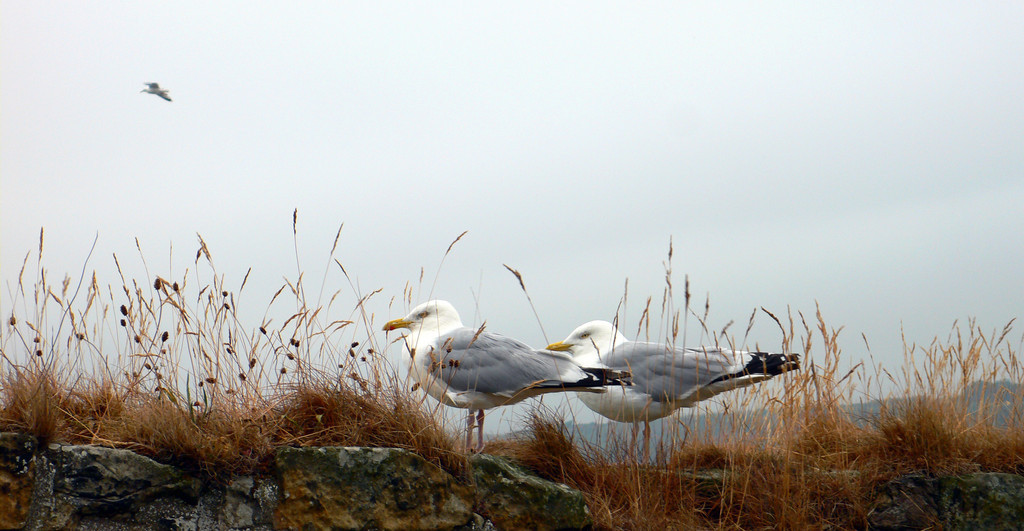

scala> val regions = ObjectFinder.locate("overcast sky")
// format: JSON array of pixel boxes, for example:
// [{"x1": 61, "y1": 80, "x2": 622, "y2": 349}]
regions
[{"x1": 4, "y1": 2, "x2": 1023, "y2": 433}]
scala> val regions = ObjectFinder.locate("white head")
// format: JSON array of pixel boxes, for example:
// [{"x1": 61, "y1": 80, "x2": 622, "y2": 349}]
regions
[
  {"x1": 546, "y1": 320, "x2": 627, "y2": 365},
  {"x1": 382, "y1": 299, "x2": 463, "y2": 335}
]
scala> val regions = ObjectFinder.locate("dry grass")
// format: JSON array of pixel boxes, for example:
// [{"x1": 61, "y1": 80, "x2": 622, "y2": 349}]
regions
[
  {"x1": 0, "y1": 228, "x2": 465, "y2": 479},
  {"x1": 273, "y1": 373, "x2": 467, "y2": 476},
  {"x1": 0, "y1": 368, "x2": 68, "y2": 444},
  {"x1": 486, "y1": 311, "x2": 1024, "y2": 530},
  {"x1": 2, "y1": 229, "x2": 1023, "y2": 527}
]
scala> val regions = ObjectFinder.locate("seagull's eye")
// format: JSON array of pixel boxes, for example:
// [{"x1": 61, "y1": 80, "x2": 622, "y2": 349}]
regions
[
  {"x1": 580, "y1": 332, "x2": 590, "y2": 339},
  {"x1": 418, "y1": 311, "x2": 429, "y2": 319}
]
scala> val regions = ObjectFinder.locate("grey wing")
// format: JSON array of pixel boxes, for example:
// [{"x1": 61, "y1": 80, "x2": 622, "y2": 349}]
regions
[
  {"x1": 430, "y1": 329, "x2": 578, "y2": 396},
  {"x1": 605, "y1": 342, "x2": 744, "y2": 402}
]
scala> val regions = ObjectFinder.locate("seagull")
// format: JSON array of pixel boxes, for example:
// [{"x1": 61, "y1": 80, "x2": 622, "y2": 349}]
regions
[
  {"x1": 141, "y1": 82, "x2": 172, "y2": 102},
  {"x1": 547, "y1": 320, "x2": 800, "y2": 460},
  {"x1": 382, "y1": 300, "x2": 629, "y2": 451}
]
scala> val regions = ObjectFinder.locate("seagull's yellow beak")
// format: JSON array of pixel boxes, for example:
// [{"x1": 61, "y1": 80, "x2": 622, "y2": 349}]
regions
[
  {"x1": 545, "y1": 341, "x2": 571, "y2": 352},
  {"x1": 382, "y1": 318, "x2": 412, "y2": 331}
]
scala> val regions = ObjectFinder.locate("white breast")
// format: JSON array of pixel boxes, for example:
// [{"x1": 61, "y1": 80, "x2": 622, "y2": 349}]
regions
[{"x1": 578, "y1": 387, "x2": 677, "y2": 423}]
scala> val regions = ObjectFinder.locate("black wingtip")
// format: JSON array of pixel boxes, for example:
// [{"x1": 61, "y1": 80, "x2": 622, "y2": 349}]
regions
[
  {"x1": 529, "y1": 367, "x2": 633, "y2": 391},
  {"x1": 580, "y1": 367, "x2": 632, "y2": 387},
  {"x1": 709, "y1": 352, "x2": 801, "y2": 385},
  {"x1": 748, "y1": 352, "x2": 801, "y2": 376}
]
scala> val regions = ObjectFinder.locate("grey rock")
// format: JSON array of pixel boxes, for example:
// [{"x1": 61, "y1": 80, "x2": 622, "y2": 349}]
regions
[
  {"x1": 221, "y1": 476, "x2": 255, "y2": 528},
  {"x1": 939, "y1": 473, "x2": 1024, "y2": 530},
  {"x1": 869, "y1": 472, "x2": 1024, "y2": 530},
  {"x1": 274, "y1": 446, "x2": 474, "y2": 531},
  {"x1": 26, "y1": 444, "x2": 202, "y2": 530},
  {"x1": 869, "y1": 473, "x2": 941, "y2": 530},
  {"x1": 0, "y1": 433, "x2": 36, "y2": 475},
  {"x1": 218, "y1": 475, "x2": 277, "y2": 529},
  {"x1": 469, "y1": 454, "x2": 591, "y2": 531},
  {"x1": 51, "y1": 445, "x2": 201, "y2": 512}
]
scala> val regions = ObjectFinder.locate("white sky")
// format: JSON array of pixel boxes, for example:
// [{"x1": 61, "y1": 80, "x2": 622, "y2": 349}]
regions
[{"x1": 3, "y1": 2, "x2": 1023, "y2": 433}]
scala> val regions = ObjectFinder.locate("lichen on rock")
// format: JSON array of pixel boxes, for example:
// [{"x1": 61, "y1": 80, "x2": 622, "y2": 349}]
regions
[
  {"x1": 470, "y1": 453, "x2": 591, "y2": 531},
  {"x1": 274, "y1": 446, "x2": 474, "y2": 531},
  {"x1": 870, "y1": 472, "x2": 1024, "y2": 530}
]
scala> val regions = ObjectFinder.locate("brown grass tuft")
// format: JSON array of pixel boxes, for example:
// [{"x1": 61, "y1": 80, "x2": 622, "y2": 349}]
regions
[
  {"x1": 112, "y1": 398, "x2": 271, "y2": 478},
  {"x1": 273, "y1": 373, "x2": 466, "y2": 477},
  {"x1": 491, "y1": 415, "x2": 705, "y2": 531},
  {"x1": 866, "y1": 397, "x2": 978, "y2": 476},
  {"x1": 489, "y1": 414, "x2": 594, "y2": 487},
  {"x1": 0, "y1": 368, "x2": 67, "y2": 444}
]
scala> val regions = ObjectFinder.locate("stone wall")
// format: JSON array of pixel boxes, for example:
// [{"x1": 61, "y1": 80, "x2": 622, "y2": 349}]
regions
[
  {"x1": 3, "y1": 432, "x2": 1023, "y2": 530},
  {"x1": 868, "y1": 472, "x2": 1024, "y2": 530},
  {"x1": 0, "y1": 433, "x2": 589, "y2": 531}
]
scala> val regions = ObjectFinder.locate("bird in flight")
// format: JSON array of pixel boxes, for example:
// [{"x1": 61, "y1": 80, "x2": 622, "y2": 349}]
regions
[{"x1": 141, "y1": 83, "x2": 172, "y2": 102}]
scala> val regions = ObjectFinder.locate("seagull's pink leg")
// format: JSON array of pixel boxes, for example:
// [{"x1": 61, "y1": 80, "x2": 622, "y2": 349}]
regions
[
  {"x1": 642, "y1": 421, "x2": 652, "y2": 463},
  {"x1": 630, "y1": 422, "x2": 640, "y2": 460},
  {"x1": 466, "y1": 411, "x2": 475, "y2": 451},
  {"x1": 476, "y1": 410, "x2": 486, "y2": 451}
]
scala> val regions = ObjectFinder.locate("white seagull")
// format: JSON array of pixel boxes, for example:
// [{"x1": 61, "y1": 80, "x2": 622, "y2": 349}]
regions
[
  {"x1": 383, "y1": 300, "x2": 629, "y2": 451},
  {"x1": 547, "y1": 320, "x2": 800, "y2": 459},
  {"x1": 141, "y1": 83, "x2": 172, "y2": 102}
]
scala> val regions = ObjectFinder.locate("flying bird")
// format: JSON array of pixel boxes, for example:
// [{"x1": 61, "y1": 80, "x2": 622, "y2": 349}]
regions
[
  {"x1": 382, "y1": 300, "x2": 629, "y2": 451},
  {"x1": 141, "y1": 82, "x2": 172, "y2": 102},
  {"x1": 547, "y1": 320, "x2": 800, "y2": 460}
]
